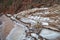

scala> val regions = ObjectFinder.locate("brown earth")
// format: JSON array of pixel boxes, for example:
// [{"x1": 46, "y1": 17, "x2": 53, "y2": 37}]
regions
[{"x1": 0, "y1": 0, "x2": 60, "y2": 15}]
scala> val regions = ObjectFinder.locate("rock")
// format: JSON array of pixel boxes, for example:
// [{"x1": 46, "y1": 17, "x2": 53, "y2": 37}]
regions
[
  {"x1": 39, "y1": 28, "x2": 60, "y2": 40},
  {"x1": 25, "y1": 36, "x2": 34, "y2": 40},
  {"x1": 6, "y1": 14, "x2": 12, "y2": 17},
  {"x1": 20, "y1": 18, "x2": 37, "y2": 25},
  {"x1": 41, "y1": 22, "x2": 49, "y2": 26},
  {"x1": 31, "y1": 33, "x2": 38, "y2": 39},
  {"x1": 6, "y1": 23, "x2": 26, "y2": 40},
  {"x1": 0, "y1": 15, "x2": 14, "y2": 40}
]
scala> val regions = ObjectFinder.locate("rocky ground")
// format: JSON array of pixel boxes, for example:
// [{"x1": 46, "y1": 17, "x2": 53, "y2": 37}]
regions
[{"x1": 0, "y1": 5, "x2": 60, "y2": 40}]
